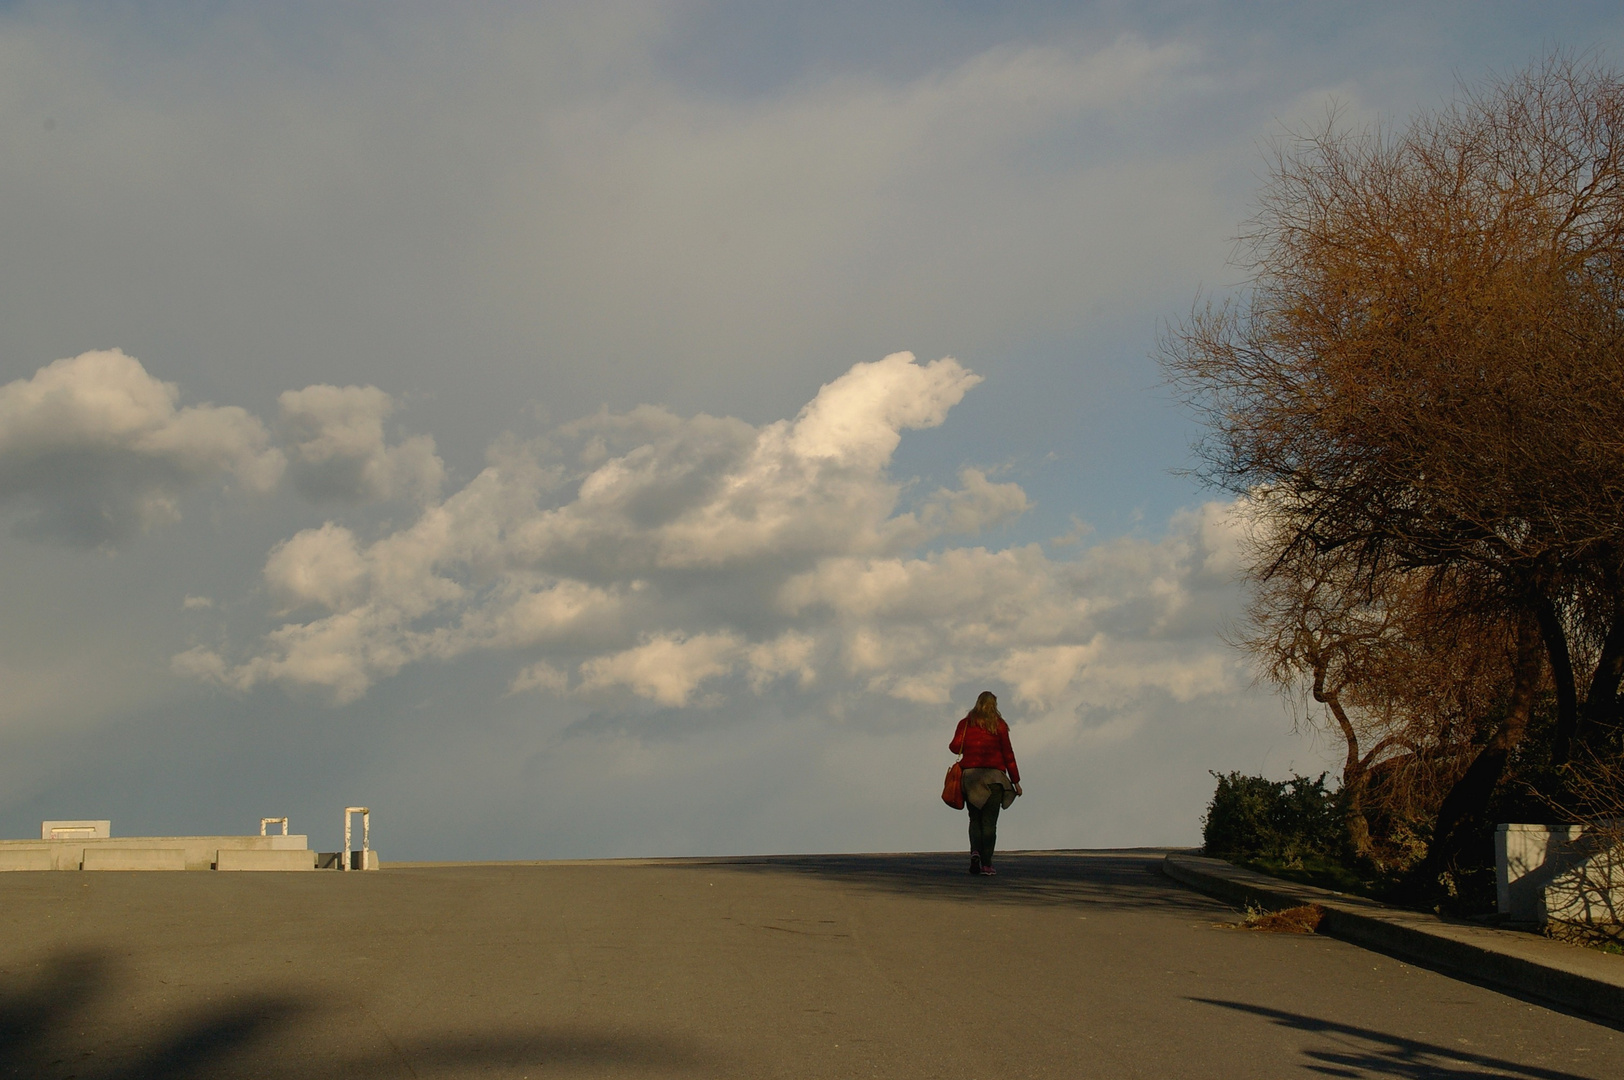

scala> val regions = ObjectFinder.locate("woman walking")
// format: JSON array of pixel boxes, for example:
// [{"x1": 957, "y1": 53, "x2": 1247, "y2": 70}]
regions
[{"x1": 950, "y1": 691, "x2": 1021, "y2": 875}]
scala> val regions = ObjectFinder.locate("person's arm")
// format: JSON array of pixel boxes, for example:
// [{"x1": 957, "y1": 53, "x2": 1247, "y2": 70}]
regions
[{"x1": 949, "y1": 718, "x2": 966, "y2": 755}]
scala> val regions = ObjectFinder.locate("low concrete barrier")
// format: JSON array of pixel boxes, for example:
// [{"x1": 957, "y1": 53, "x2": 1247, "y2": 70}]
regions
[
  {"x1": 82, "y1": 847, "x2": 187, "y2": 871},
  {"x1": 0, "y1": 847, "x2": 53, "y2": 871},
  {"x1": 2, "y1": 835, "x2": 317, "y2": 870},
  {"x1": 216, "y1": 848, "x2": 317, "y2": 871}
]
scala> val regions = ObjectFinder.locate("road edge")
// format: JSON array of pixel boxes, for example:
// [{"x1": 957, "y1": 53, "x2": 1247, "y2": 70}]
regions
[{"x1": 1162, "y1": 853, "x2": 1624, "y2": 1025}]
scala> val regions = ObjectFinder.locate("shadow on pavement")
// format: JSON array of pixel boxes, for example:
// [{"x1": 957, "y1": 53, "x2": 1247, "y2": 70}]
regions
[
  {"x1": 0, "y1": 947, "x2": 714, "y2": 1079},
  {"x1": 0, "y1": 948, "x2": 307, "y2": 1080},
  {"x1": 1191, "y1": 998, "x2": 1599, "y2": 1079},
  {"x1": 707, "y1": 849, "x2": 1227, "y2": 913},
  {"x1": 334, "y1": 1031, "x2": 714, "y2": 1078}
]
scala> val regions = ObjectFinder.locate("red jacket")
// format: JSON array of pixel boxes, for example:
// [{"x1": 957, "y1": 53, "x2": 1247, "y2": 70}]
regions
[{"x1": 950, "y1": 717, "x2": 1020, "y2": 783}]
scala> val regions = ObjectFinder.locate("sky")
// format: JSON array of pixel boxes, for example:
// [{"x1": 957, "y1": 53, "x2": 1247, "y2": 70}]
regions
[{"x1": 2, "y1": 1, "x2": 1622, "y2": 861}]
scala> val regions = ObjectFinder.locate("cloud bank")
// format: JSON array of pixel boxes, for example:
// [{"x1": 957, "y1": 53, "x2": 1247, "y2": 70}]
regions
[{"x1": 166, "y1": 352, "x2": 1248, "y2": 760}]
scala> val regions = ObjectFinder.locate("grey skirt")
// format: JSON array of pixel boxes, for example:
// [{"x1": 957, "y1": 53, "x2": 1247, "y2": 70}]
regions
[{"x1": 962, "y1": 767, "x2": 1017, "y2": 810}]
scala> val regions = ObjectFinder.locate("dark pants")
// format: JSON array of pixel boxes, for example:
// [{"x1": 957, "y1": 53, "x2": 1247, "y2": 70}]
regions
[{"x1": 967, "y1": 792, "x2": 1003, "y2": 865}]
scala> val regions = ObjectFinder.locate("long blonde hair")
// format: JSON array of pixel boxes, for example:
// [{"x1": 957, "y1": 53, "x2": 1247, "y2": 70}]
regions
[{"x1": 968, "y1": 690, "x2": 1002, "y2": 733}]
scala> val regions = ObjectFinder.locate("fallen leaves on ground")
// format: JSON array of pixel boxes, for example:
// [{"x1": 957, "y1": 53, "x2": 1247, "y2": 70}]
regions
[{"x1": 1237, "y1": 904, "x2": 1324, "y2": 934}]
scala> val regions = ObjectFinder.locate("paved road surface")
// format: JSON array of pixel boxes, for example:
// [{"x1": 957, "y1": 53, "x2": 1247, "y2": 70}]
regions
[{"x1": 0, "y1": 850, "x2": 1619, "y2": 1078}]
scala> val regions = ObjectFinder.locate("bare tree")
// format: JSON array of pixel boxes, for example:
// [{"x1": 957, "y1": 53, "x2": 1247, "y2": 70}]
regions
[
  {"x1": 1164, "y1": 53, "x2": 1624, "y2": 893},
  {"x1": 1235, "y1": 515, "x2": 1518, "y2": 870}
]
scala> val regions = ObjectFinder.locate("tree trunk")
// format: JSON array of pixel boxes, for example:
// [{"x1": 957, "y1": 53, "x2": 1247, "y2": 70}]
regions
[
  {"x1": 1535, "y1": 594, "x2": 1577, "y2": 765},
  {"x1": 1582, "y1": 607, "x2": 1624, "y2": 737},
  {"x1": 1313, "y1": 660, "x2": 1373, "y2": 859},
  {"x1": 1416, "y1": 611, "x2": 1544, "y2": 890}
]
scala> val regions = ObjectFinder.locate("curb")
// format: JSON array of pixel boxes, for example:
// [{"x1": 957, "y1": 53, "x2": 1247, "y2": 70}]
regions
[{"x1": 1163, "y1": 853, "x2": 1624, "y2": 1025}]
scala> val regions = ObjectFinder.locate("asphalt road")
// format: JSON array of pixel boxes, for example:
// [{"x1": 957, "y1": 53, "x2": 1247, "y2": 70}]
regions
[{"x1": 0, "y1": 850, "x2": 1620, "y2": 1079}]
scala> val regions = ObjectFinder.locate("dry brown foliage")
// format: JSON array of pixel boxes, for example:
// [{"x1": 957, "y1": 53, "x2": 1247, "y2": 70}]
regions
[
  {"x1": 1240, "y1": 904, "x2": 1325, "y2": 934},
  {"x1": 1163, "y1": 53, "x2": 1624, "y2": 888}
]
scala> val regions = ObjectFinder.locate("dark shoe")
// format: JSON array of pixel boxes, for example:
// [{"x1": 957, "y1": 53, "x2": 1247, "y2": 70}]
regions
[
  {"x1": 980, "y1": 865, "x2": 997, "y2": 876},
  {"x1": 968, "y1": 853, "x2": 981, "y2": 875}
]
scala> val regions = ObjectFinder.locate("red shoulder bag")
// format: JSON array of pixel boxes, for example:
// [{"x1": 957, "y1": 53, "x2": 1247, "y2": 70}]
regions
[{"x1": 941, "y1": 724, "x2": 966, "y2": 809}]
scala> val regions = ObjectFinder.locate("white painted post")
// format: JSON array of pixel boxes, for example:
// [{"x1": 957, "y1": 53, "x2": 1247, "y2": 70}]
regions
[
  {"x1": 259, "y1": 817, "x2": 289, "y2": 837},
  {"x1": 343, "y1": 807, "x2": 370, "y2": 871}
]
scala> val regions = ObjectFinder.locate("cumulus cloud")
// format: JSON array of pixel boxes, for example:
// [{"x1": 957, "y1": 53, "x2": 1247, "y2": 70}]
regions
[
  {"x1": 0, "y1": 353, "x2": 451, "y2": 546},
  {"x1": 263, "y1": 522, "x2": 369, "y2": 614},
  {"x1": 277, "y1": 384, "x2": 444, "y2": 504},
  {"x1": 177, "y1": 352, "x2": 1251, "y2": 739},
  {"x1": 580, "y1": 632, "x2": 746, "y2": 707},
  {"x1": 0, "y1": 350, "x2": 283, "y2": 544}
]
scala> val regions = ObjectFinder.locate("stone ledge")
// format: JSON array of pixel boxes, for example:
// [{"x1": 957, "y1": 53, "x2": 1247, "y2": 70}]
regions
[
  {"x1": 0, "y1": 847, "x2": 53, "y2": 871},
  {"x1": 1163, "y1": 853, "x2": 1624, "y2": 1024},
  {"x1": 216, "y1": 848, "x2": 317, "y2": 871},
  {"x1": 81, "y1": 847, "x2": 187, "y2": 871}
]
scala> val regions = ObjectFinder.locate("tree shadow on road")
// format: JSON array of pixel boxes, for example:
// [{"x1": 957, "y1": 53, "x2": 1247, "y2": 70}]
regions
[
  {"x1": 0, "y1": 948, "x2": 307, "y2": 1080},
  {"x1": 0, "y1": 947, "x2": 715, "y2": 1079},
  {"x1": 1190, "y1": 998, "x2": 1603, "y2": 1079},
  {"x1": 707, "y1": 849, "x2": 1228, "y2": 914}
]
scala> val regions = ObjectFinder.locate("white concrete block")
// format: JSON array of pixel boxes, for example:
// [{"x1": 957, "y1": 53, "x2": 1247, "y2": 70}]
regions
[
  {"x1": 215, "y1": 848, "x2": 316, "y2": 871},
  {"x1": 1544, "y1": 834, "x2": 1624, "y2": 928},
  {"x1": 0, "y1": 847, "x2": 53, "y2": 871},
  {"x1": 1497, "y1": 824, "x2": 1577, "y2": 919},
  {"x1": 41, "y1": 820, "x2": 109, "y2": 840},
  {"x1": 350, "y1": 849, "x2": 381, "y2": 870},
  {"x1": 81, "y1": 847, "x2": 186, "y2": 871},
  {"x1": 1497, "y1": 822, "x2": 1624, "y2": 925}
]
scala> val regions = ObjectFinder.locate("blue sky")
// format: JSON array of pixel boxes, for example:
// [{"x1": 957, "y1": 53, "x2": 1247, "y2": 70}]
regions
[{"x1": 2, "y1": 2, "x2": 1621, "y2": 859}]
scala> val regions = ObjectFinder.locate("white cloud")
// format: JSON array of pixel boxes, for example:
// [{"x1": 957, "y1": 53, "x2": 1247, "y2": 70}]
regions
[
  {"x1": 783, "y1": 351, "x2": 981, "y2": 468},
  {"x1": 746, "y1": 631, "x2": 818, "y2": 691},
  {"x1": 0, "y1": 349, "x2": 283, "y2": 543},
  {"x1": 579, "y1": 632, "x2": 746, "y2": 707},
  {"x1": 178, "y1": 353, "x2": 1252, "y2": 745},
  {"x1": 0, "y1": 357, "x2": 448, "y2": 547},
  {"x1": 912, "y1": 468, "x2": 1029, "y2": 539},
  {"x1": 278, "y1": 384, "x2": 443, "y2": 504},
  {"x1": 263, "y1": 522, "x2": 369, "y2": 614}
]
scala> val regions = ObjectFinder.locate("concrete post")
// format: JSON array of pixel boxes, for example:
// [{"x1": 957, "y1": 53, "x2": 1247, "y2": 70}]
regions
[{"x1": 343, "y1": 807, "x2": 370, "y2": 872}]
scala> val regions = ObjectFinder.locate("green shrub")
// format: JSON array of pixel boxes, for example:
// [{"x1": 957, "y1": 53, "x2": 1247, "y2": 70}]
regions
[{"x1": 1202, "y1": 771, "x2": 1341, "y2": 862}]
